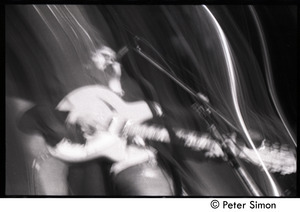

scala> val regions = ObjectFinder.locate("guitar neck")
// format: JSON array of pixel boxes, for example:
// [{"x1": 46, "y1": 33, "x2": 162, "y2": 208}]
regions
[
  {"x1": 122, "y1": 123, "x2": 296, "y2": 175},
  {"x1": 123, "y1": 123, "x2": 214, "y2": 151}
]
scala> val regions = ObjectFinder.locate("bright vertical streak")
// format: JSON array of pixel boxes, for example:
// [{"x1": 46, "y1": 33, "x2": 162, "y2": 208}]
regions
[
  {"x1": 32, "y1": 5, "x2": 61, "y2": 43},
  {"x1": 249, "y1": 6, "x2": 296, "y2": 147},
  {"x1": 48, "y1": 5, "x2": 80, "y2": 39},
  {"x1": 202, "y1": 5, "x2": 280, "y2": 196},
  {"x1": 64, "y1": 5, "x2": 95, "y2": 48}
]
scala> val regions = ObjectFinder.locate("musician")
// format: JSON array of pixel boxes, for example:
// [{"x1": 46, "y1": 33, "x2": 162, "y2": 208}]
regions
[
  {"x1": 20, "y1": 45, "x2": 178, "y2": 195},
  {"x1": 19, "y1": 44, "x2": 296, "y2": 196},
  {"x1": 66, "y1": 46, "x2": 180, "y2": 195},
  {"x1": 16, "y1": 45, "x2": 237, "y2": 195}
]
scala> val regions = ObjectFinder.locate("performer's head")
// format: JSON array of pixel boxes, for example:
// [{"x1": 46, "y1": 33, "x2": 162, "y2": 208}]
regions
[
  {"x1": 91, "y1": 46, "x2": 117, "y2": 72},
  {"x1": 90, "y1": 46, "x2": 124, "y2": 96}
]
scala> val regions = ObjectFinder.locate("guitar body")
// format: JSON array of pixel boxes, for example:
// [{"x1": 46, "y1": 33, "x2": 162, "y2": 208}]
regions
[
  {"x1": 57, "y1": 85, "x2": 154, "y2": 124},
  {"x1": 53, "y1": 85, "x2": 154, "y2": 162}
]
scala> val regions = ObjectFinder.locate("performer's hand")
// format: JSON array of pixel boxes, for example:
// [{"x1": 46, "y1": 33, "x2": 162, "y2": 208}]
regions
[
  {"x1": 85, "y1": 131, "x2": 128, "y2": 162},
  {"x1": 47, "y1": 131, "x2": 127, "y2": 163}
]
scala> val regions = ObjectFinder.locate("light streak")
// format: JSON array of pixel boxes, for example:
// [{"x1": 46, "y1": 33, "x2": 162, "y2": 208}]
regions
[
  {"x1": 32, "y1": 5, "x2": 61, "y2": 43},
  {"x1": 64, "y1": 5, "x2": 95, "y2": 49},
  {"x1": 202, "y1": 5, "x2": 281, "y2": 196},
  {"x1": 248, "y1": 6, "x2": 296, "y2": 147}
]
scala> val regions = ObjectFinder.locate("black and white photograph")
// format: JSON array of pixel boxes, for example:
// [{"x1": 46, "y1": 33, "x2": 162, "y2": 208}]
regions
[{"x1": 5, "y1": 4, "x2": 297, "y2": 199}]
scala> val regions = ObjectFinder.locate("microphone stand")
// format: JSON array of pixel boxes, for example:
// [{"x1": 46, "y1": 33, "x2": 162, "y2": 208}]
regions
[{"x1": 132, "y1": 42, "x2": 264, "y2": 196}]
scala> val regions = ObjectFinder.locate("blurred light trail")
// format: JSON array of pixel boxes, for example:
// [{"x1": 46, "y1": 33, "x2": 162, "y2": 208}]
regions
[
  {"x1": 63, "y1": 5, "x2": 95, "y2": 48},
  {"x1": 33, "y1": 5, "x2": 61, "y2": 43},
  {"x1": 202, "y1": 5, "x2": 281, "y2": 196},
  {"x1": 248, "y1": 6, "x2": 297, "y2": 147}
]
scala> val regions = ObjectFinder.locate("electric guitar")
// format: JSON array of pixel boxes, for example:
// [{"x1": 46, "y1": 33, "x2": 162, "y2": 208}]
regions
[{"x1": 55, "y1": 85, "x2": 296, "y2": 175}]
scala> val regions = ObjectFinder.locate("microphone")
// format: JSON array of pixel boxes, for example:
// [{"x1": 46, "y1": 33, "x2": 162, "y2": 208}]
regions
[{"x1": 116, "y1": 46, "x2": 129, "y2": 61}]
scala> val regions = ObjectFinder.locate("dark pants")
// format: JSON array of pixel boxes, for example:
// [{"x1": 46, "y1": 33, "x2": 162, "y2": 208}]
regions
[{"x1": 112, "y1": 161, "x2": 175, "y2": 196}]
